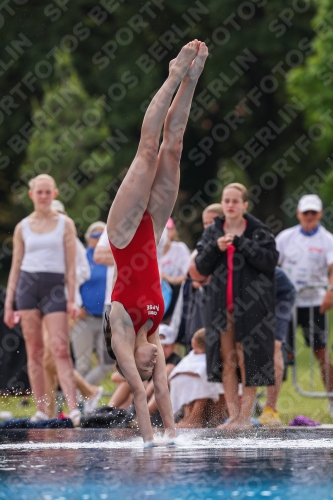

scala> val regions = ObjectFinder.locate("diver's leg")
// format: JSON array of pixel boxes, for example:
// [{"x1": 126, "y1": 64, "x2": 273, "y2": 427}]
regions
[
  {"x1": 147, "y1": 42, "x2": 209, "y2": 238},
  {"x1": 107, "y1": 41, "x2": 199, "y2": 248}
]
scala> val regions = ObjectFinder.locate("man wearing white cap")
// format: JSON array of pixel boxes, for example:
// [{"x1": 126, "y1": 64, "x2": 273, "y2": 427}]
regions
[{"x1": 276, "y1": 194, "x2": 333, "y2": 414}]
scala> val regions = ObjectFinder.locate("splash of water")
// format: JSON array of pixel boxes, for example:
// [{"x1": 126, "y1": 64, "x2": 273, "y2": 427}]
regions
[{"x1": 1, "y1": 436, "x2": 333, "y2": 450}]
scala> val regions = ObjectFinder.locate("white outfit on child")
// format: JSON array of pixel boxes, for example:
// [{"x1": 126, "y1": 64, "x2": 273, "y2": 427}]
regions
[{"x1": 168, "y1": 350, "x2": 224, "y2": 415}]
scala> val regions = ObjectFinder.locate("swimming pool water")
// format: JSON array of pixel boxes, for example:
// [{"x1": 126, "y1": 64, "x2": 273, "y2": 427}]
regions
[{"x1": 0, "y1": 428, "x2": 333, "y2": 500}]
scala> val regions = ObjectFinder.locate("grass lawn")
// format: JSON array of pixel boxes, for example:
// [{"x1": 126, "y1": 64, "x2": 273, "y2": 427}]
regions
[
  {"x1": 1, "y1": 329, "x2": 332, "y2": 425},
  {"x1": 0, "y1": 372, "x2": 116, "y2": 420},
  {"x1": 276, "y1": 326, "x2": 333, "y2": 425}
]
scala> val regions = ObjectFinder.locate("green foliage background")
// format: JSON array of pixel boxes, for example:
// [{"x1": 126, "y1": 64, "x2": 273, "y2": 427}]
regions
[
  {"x1": 18, "y1": 54, "x2": 116, "y2": 237},
  {"x1": 2, "y1": 0, "x2": 333, "y2": 276},
  {"x1": 287, "y1": 0, "x2": 333, "y2": 208}
]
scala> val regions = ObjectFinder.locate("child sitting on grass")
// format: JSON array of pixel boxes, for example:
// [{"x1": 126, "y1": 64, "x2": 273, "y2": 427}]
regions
[{"x1": 169, "y1": 328, "x2": 225, "y2": 428}]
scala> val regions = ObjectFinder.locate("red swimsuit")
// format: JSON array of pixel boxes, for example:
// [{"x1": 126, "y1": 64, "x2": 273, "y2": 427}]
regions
[{"x1": 109, "y1": 211, "x2": 164, "y2": 334}]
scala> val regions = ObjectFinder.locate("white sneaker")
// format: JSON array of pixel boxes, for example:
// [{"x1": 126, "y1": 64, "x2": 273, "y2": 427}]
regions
[
  {"x1": 69, "y1": 409, "x2": 81, "y2": 427},
  {"x1": 31, "y1": 410, "x2": 48, "y2": 422},
  {"x1": 328, "y1": 399, "x2": 333, "y2": 417},
  {"x1": 84, "y1": 386, "x2": 103, "y2": 414}
]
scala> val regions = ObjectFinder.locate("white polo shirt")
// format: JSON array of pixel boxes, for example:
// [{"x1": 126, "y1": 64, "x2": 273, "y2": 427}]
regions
[
  {"x1": 160, "y1": 241, "x2": 191, "y2": 278},
  {"x1": 97, "y1": 228, "x2": 114, "y2": 307},
  {"x1": 276, "y1": 224, "x2": 333, "y2": 307}
]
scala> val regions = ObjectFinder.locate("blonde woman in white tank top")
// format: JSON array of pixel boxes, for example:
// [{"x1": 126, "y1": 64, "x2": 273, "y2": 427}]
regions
[{"x1": 4, "y1": 174, "x2": 80, "y2": 424}]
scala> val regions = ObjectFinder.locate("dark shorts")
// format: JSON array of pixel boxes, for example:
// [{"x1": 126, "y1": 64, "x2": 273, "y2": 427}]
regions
[
  {"x1": 15, "y1": 271, "x2": 67, "y2": 316},
  {"x1": 287, "y1": 306, "x2": 327, "y2": 351}
]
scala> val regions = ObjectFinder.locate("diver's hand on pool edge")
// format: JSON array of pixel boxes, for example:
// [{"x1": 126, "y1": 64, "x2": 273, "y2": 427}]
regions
[
  {"x1": 164, "y1": 428, "x2": 176, "y2": 444},
  {"x1": 165, "y1": 439, "x2": 176, "y2": 447},
  {"x1": 164, "y1": 428, "x2": 176, "y2": 436},
  {"x1": 143, "y1": 440, "x2": 158, "y2": 448}
]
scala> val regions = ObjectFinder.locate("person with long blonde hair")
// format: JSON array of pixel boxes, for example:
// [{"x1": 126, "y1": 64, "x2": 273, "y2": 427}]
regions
[{"x1": 4, "y1": 174, "x2": 81, "y2": 424}]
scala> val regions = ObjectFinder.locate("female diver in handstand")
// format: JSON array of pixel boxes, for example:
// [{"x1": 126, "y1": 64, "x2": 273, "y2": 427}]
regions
[{"x1": 104, "y1": 40, "x2": 208, "y2": 445}]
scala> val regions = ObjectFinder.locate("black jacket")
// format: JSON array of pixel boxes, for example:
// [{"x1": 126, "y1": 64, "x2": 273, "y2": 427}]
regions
[
  {"x1": 176, "y1": 277, "x2": 207, "y2": 352},
  {"x1": 195, "y1": 213, "x2": 279, "y2": 386}
]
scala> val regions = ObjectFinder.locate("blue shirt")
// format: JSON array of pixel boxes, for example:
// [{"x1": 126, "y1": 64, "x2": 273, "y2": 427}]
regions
[
  {"x1": 275, "y1": 267, "x2": 296, "y2": 321},
  {"x1": 80, "y1": 247, "x2": 107, "y2": 316}
]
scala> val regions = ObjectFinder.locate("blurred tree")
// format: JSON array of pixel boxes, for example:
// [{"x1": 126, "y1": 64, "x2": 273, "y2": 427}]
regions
[
  {"x1": 287, "y1": 0, "x2": 333, "y2": 216},
  {"x1": 68, "y1": 0, "x2": 318, "y2": 239},
  {"x1": 0, "y1": 0, "x2": 60, "y2": 278},
  {"x1": 19, "y1": 53, "x2": 115, "y2": 238},
  {"x1": 0, "y1": 0, "x2": 320, "y2": 279}
]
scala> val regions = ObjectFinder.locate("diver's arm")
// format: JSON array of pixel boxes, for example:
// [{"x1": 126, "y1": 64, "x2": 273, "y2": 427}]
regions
[
  {"x1": 150, "y1": 335, "x2": 175, "y2": 439},
  {"x1": 112, "y1": 335, "x2": 154, "y2": 443}
]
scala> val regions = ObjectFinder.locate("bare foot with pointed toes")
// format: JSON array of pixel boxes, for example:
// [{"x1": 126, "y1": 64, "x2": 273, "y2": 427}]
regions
[
  {"x1": 185, "y1": 41, "x2": 209, "y2": 82},
  {"x1": 169, "y1": 40, "x2": 199, "y2": 81}
]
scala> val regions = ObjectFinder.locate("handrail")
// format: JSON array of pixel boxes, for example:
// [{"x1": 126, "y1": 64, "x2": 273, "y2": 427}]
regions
[{"x1": 292, "y1": 283, "x2": 333, "y2": 398}]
